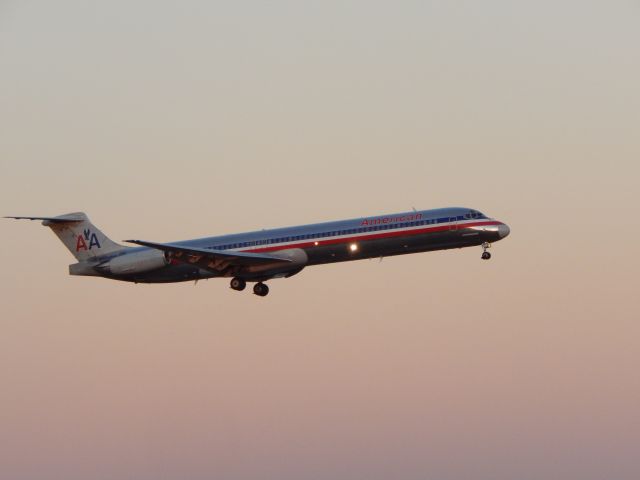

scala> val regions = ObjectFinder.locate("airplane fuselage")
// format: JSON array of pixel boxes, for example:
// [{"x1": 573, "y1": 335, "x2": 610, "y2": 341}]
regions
[{"x1": 110, "y1": 207, "x2": 510, "y2": 284}]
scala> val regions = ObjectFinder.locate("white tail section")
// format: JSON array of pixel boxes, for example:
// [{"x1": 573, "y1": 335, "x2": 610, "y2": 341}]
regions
[{"x1": 41, "y1": 212, "x2": 125, "y2": 261}]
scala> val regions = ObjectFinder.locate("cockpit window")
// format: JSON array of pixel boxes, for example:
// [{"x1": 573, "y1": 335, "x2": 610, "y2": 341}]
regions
[{"x1": 464, "y1": 210, "x2": 484, "y2": 219}]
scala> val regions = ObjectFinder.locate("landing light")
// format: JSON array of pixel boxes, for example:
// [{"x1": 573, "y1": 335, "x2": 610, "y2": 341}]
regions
[
  {"x1": 314, "y1": 241, "x2": 319, "y2": 246},
  {"x1": 350, "y1": 243, "x2": 358, "y2": 252}
]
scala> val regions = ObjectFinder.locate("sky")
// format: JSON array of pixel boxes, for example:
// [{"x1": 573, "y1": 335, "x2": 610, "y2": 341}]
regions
[{"x1": 1, "y1": 1, "x2": 639, "y2": 479}]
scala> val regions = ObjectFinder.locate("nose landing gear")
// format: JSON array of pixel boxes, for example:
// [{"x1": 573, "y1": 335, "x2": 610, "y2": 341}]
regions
[{"x1": 481, "y1": 242, "x2": 492, "y2": 260}]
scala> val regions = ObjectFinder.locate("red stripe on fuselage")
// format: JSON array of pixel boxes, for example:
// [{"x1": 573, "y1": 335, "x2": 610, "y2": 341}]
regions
[{"x1": 242, "y1": 220, "x2": 501, "y2": 254}]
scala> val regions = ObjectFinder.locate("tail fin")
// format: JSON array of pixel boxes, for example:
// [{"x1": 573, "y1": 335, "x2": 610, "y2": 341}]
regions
[{"x1": 5, "y1": 212, "x2": 125, "y2": 261}]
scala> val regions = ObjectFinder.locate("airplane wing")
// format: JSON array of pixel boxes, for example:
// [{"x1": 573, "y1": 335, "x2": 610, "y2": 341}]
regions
[{"x1": 125, "y1": 239, "x2": 290, "y2": 274}]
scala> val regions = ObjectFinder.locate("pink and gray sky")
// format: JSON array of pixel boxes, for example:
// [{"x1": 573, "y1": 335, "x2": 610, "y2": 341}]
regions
[{"x1": 1, "y1": 1, "x2": 639, "y2": 479}]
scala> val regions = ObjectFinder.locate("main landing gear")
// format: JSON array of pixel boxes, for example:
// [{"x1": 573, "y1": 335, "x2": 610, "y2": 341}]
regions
[
  {"x1": 253, "y1": 282, "x2": 269, "y2": 297},
  {"x1": 481, "y1": 242, "x2": 492, "y2": 260},
  {"x1": 230, "y1": 277, "x2": 246, "y2": 291},
  {"x1": 230, "y1": 277, "x2": 270, "y2": 296}
]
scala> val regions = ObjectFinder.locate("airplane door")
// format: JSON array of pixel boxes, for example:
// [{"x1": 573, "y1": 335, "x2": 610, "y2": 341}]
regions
[{"x1": 449, "y1": 216, "x2": 458, "y2": 231}]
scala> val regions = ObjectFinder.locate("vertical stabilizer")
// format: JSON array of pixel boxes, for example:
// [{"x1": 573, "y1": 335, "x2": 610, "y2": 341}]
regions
[{"x1": 6, "y1": 212, "x2": 125, "y2": 261}]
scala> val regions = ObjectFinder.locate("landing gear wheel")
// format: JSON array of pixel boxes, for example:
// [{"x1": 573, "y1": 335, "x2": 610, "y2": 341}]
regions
[
  {"x1": 230, "y1": 277, "x2": 246, "y2": 291},
  {"x1": 481, "y1": 242, "x2": 492, "y2": 260},
  {"x1": 253, "y1": 282, "x2": 269, "y2": 297}
]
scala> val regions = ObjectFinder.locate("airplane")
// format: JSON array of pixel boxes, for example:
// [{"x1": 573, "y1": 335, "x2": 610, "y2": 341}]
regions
[{"x1": 6, "y1": 207, "x2": 510, "y2": 296}]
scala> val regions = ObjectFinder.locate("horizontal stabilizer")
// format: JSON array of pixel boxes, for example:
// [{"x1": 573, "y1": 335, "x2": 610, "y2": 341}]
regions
[{"x1": 5, "y1": 213, "x2": 86, "y2": 223}]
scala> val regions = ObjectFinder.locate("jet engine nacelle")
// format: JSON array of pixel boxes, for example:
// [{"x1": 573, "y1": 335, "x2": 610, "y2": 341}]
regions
[{"x1": 106, "y1": 249, "x2": 169, "y2": 275}]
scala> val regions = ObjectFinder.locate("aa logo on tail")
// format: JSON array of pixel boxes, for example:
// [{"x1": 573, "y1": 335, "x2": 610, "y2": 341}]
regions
[{"x1": 76, "y1": 229, "x2": 101, "y2": 251}]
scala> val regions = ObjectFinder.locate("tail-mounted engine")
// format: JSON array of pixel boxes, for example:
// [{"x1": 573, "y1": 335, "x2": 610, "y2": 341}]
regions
[{"x1": 99, "y1": 249, "x2": 169, "y2": 275}]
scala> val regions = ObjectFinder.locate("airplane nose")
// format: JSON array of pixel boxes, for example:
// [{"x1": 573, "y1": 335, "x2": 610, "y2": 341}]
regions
[{"x1": 498, "y1": 223, "x2": 510, "y2": 238}]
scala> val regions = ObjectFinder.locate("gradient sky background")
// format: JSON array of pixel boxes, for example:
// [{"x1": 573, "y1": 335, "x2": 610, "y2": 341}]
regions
[{"x1": 1, "y1": 1, "x2": 639, "y2": 479}]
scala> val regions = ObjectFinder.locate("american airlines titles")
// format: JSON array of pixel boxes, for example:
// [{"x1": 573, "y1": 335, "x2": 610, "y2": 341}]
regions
[{"x1": 360, "y1": 213, "x2": 422, "y2": 226}]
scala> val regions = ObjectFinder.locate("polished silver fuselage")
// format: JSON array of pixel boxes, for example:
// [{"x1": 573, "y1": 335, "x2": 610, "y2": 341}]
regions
[{"x1": 106, "y1": 207, "x2": 509, "y2": 283}]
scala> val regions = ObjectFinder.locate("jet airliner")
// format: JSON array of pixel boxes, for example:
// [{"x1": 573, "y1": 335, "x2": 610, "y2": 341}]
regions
[{"x1": 6, "y1": 207, "x2": 510, "y2": 296}]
